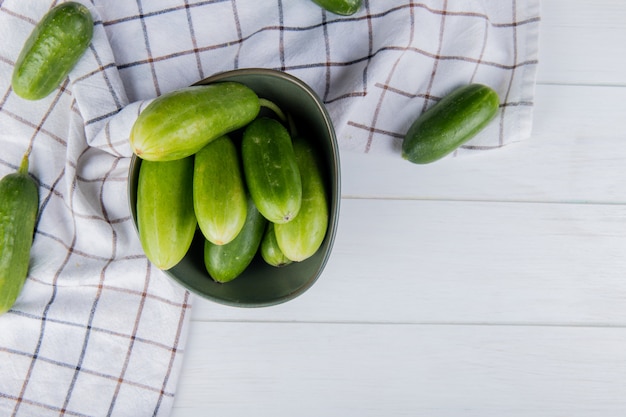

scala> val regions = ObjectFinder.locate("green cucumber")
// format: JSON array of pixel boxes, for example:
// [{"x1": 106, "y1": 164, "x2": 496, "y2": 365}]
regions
[
  {"x1": 136, "y1": 157, "x2": 196, "y2": 270},
  {"x1": 193, "y1": 135, "x2": 247, "y2": 246},
  {"x1": 204, "y1": 195, "x2": 267, "y2": 283},
  {"x1": 274, "y1": 137, "x2": 328, "y2": 262},
  {"x1": 242, "y1": 117, "x2": 302, "y2": 224},
  {"x1": 0, "y1": 152, "x2": 39, "y2": 315},
  {"x1": 260, "y1": 223, "x2": 292, "y2": 268},
  {"x1": 402, "y1": 84, "x2": 500, "y2": 164},
  {"x1": 12, "y1": 2, "x2": 93, "y2": 100},
  {"x1": 310, "y1": 0, "x2": 362, "y2": 15},
  {"x1": 130, "y1": 82, "x2": 260, "y2": 161}
]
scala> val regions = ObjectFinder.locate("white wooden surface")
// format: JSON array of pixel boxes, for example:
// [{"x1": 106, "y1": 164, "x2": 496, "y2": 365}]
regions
[{"x1": 171, "y1": 2, "x2": 626, "y2": 415}]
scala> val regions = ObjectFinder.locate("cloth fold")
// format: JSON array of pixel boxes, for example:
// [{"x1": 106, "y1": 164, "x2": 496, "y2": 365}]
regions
[{"x1": 0, "y1": 1, "x2": 540, "y2": 416}]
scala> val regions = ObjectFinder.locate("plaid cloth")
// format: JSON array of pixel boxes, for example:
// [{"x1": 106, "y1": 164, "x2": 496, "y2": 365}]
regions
[{"x1": 0, "y1": 0, "x2": 540, "y2": 416}]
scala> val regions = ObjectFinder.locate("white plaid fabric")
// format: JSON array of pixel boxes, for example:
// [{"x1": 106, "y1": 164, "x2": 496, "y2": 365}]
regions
[{"x1": 0, "y1": 1, "x2": 540, "y2": 416}]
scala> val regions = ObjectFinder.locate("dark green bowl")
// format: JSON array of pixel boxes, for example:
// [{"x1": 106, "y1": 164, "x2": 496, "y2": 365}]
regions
[{"x1": 128, "y1": 68, "x2": 341, "y2": 307}]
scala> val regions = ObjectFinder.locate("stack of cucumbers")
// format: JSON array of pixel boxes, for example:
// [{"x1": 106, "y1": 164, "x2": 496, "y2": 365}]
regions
[{"x1": 131, "y1": 82, "x2": 330, "y2": 283}]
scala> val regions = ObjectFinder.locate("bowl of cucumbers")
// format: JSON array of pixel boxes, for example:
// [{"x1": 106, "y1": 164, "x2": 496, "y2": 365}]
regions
[{"x1": 127, "y1": 68, "x2": 340, "y2": 307}]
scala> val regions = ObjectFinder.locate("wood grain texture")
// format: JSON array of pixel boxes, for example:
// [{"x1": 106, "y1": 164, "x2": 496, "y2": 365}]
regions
[
  {"x1": 191, "y1": 198, "x2": 626, "y2": 325},
  {"x1": 537, "y1": 0, "x2": 626, "y2": 86},
  {"x1": 172, "y1": 323, "x2": 626, "y2": 417}
]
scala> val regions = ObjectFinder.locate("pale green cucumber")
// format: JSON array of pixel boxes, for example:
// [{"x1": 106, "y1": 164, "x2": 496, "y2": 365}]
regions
[
  {"x1": 130, "y1": 82, "x2": 260, "y2": 161},
  {"x1": 12, "y1": 2, "x2": 93, "y2": 100},
  {"x1": 274, "y1": 137, "x2": 328, "y2": 262},
  {"x1": 136, "y1": 157, "x2": 196, "y2": 270},
  {"x1": 260, "y1": 223, "x2": 292, "y2": 267},
  {"x1": 193, "y1": 135, "x2": 247, "y2": 246},
  {"x1": 0, "y1": 152, "x2": 39, "y2": 315},
  {"x1": 204, "y1": 195, "x2": 267, "y2": 283},
  {"x1": 242, "y1": 117, "x2": 302, "y2": 224}
]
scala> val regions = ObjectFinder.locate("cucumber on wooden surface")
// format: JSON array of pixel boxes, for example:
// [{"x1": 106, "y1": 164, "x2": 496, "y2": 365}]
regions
[
  {"x1": 130, "y1": 83, "x2": 260, "y2": 161},
  {"x1": 204, "y1": 195, "x2": 267, "y2": 283},
  {"x1": 12, "y1": 2, "x2": 93, "y2": 101},
  {"x1": 402, "y1": 84, "x2": 500, "y2": 164},
  {"x1": 310, "y1": 0, "x2": 362, "y2": 15},
  {"x1": 193, "y1": 135, "x2": 247, "y2": 246},
  {"x1": 136, "y1": 157, "x2": 196, "y2": 270},
  {"x1": 242, "y1": 117, "x2": 302, "y2": 224},
  {"x1": 274, "y1": 137, "x2": 329, "y2": 262},
  {"x1": 0, "y1": 152, "x2": 39, "y2": 315},
  {"x1": 260, "y1": 223, "x2": 292, "y2": 268}
]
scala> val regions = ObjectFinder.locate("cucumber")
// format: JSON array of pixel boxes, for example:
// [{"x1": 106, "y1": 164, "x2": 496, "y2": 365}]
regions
[
  {"x1": 402, "y1": 84, "x2": 500, "y2": 164},
  {"x1": 136, "y1": 157, "x2": 196, "y2": 270},
  {"x1": 12, "y1": 2, "x2": 93, "y2": 101},
  {"x1": 193, "y1": 135, "x2": 247, "y2": 246},
  {"x1": 274, "y1": 137, "x2": 328, "y2": 262},
  {"x1": 204, "y1": 195, "x2": 267, "y2": 283},
  {"x1": 0, "y1": 152, "x2": 39, "y2": 315},
  {"x1": 242, "y1": 117, "x2": 302, "y2": 224},
  {"x1": 310, "y1": 0, "x2": 362, "y2": 15},
  {"x1": 260, "y1": 223, "x2": 292, "y2": 268},
  {"x1": 130, "y1": 82, "x2": 260, "y2": 161}
]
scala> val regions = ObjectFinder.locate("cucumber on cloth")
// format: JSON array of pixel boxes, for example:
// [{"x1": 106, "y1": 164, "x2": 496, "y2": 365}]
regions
[
  {"x1": 402, "y1": 84, "x2": 500, "y2": 164},
  {"x1": 0, "y1": 152, "x2": 39, "y2": 315},
  {"x1": 12, "y1": 2, "x2": 94, "y2": 100},
  {"x1": 310, "y1": 0, "x2": 362, "y2": 15}
]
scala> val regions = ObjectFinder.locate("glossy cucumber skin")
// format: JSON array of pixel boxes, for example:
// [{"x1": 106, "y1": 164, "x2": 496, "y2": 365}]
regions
[
  {"x1": 130, "y1": 83, "x2": 260, "y2": 161},
  {"x1": 242, "y1": 117, "x2": 302, "y2": 224},
  {"x1": 274, "y1": 137, "x2": 328, "y2": 262},
  {"x1": 193, "y1": 136, "x2": 247, "y2": 246},
  {"x1": 260, "y1": 223, "x2": 292, "y2": 267},
  {"x1": 137, "y1": 157, "x2": 196, "y2": 270},
  {"x1": 402, "y1": 84, "x2": 500, "y2": 164},
  {"x1": 12, "y1": 2, "x2": 93, "y2": 100},
  {"x1": 0, "y1": 154, "x2": 39, "y2": 315},
  {"x1": 204, "y1": 195, "x2": 267, "y2": 283},
  {"x1": 310, "y1": 0, "x2": 362, "y2": 15}
]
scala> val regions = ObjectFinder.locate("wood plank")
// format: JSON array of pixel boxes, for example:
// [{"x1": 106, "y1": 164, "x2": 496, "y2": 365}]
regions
[
  {"x1": 190, "y1": 198, "x2": 626, "y2": 325},
  {"x1": 171, "y1": 322, "x2": 626, "y2": 417},
  {"x1": 335, "y1": 84, "x2": 626, "y2": 203},
  {"x1": 537, "y1": 0, "x2": 626, "y2": 86}
]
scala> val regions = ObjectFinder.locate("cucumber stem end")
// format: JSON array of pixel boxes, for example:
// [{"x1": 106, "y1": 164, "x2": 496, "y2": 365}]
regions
[
  {"x1": 259, "y1": 98, "x2": 287, "y2": 124},
  {"x1": 18, "y1": 151, "x2": 30, "y2": 175}
]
